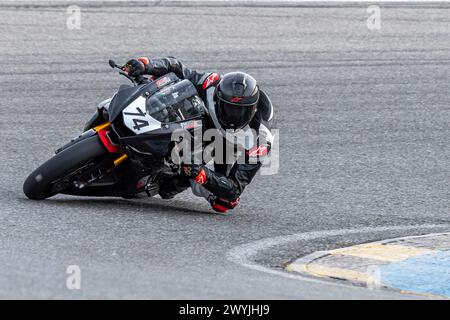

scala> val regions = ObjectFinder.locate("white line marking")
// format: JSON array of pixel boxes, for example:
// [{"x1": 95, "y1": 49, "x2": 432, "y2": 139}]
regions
[{"x1": 226, "y1": 224, "x2": 450, "y2": 290}]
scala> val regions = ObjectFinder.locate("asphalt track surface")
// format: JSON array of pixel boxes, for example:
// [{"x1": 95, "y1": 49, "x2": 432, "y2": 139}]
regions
[{"x1": 0, "y1": 2, "x2": 449, "y2": 299}]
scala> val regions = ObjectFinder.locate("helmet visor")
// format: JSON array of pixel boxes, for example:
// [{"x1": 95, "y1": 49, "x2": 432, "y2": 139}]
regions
[{"x1": 217, "y1": 99, "x2": 256, "y2": 129}]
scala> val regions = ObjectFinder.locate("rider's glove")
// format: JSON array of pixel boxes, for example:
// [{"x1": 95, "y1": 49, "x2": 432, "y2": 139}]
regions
[
  {"x1": 124, "y1": 59, "x2": 146, "y2": 77},
  {"x1": 210, "y1": 197, "x2": 240, "y2": 213},
  {"x1": 182, "y1": 164, "x2": 209, "y2": 185}
]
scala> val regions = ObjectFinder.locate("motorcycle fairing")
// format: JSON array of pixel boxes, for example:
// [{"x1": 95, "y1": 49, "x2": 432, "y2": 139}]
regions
[
  {"x1": 122, "y1": 96, "x2": 162, "y2": 135},
  {"x1": 108, "y1": 73, "x2": 179, "y2": 123},
  {"x1": 119, "y1": 118, "x2": 202, "y2": 160}
]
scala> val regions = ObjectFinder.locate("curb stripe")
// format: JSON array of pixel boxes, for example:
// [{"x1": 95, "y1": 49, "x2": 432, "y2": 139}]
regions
[
  {"x1": 227, "y1": 225, "x2": 450, "y2": 297},
  {"x1": 285, "y1": 232, "x2": 450, "y2": 298},
  {"x1": 287, "y1": 263, "x2": 375, "y2": 284},
  {"x1": 330, "y1": 244, "x2": 434, "y2": 262}
]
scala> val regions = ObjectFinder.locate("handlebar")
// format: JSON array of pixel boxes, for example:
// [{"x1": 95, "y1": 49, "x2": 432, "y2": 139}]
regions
[{"x1": 108, "y1": 59, "x2": 147, "y2": 86}]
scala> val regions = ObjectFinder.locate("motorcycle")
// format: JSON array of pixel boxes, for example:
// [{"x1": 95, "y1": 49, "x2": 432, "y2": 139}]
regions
[{"x1": 23, "y1": 60, "x2": 204, "y2": 200}]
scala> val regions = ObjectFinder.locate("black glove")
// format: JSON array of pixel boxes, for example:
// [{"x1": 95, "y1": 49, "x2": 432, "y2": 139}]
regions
[
  {"x1": 124, "y1": 59, "x2": 145, "y2": 78},
  {"x1": 210, "y1": 197, "x2": 240, "y2": 213}
]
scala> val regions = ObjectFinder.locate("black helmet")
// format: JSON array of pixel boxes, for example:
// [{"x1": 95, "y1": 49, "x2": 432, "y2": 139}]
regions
[{"x1": 215, "y1": 72, "x2": 259, "y2": 130}]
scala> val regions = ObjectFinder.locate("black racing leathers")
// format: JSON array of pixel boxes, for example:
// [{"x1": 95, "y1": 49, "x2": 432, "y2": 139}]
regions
[{"x1": 142, "y1": 57, "x2": 275, "y2": 204}]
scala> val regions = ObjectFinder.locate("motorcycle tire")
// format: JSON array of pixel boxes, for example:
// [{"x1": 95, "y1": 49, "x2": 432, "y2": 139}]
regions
[{"x1": 23, "y1": 135, "x2": 107, "y2": 200}]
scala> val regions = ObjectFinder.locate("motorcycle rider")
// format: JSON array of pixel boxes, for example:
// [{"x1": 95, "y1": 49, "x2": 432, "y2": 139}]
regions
[{"x1": 124, "y1": 57, "x2": 275, "y2": 213}]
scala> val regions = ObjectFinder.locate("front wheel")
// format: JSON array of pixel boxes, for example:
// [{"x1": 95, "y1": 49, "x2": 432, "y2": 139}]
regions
[{"x1": 23, "y1": 135, "x2": 107, "y2": 200}]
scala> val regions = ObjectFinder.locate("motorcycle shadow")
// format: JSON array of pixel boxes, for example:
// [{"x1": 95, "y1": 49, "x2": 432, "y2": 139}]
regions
[{"x1": 25, "y1": 196, "x2": 216, "y2": 216}]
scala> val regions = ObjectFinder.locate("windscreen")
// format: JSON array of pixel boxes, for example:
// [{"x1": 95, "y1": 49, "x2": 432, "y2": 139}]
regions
[{"x1": 146, "y1": 79, "x2": 204, "y2": 123}]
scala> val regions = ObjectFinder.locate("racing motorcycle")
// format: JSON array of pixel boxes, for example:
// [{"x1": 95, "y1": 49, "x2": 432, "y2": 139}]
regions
[{"x1": 23, "y1": 60, "x2": 204, "y2": 200}]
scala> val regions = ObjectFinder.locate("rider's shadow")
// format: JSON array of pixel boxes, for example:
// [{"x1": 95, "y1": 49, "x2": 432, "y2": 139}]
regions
[{"x1": 21, "y1": 196, "x2": 217, "y2": 216}]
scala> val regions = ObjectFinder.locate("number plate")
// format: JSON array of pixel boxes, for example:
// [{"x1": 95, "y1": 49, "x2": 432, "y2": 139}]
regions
[{"x1": 122, "y1": 96, "x2": 161, "y2": 134}]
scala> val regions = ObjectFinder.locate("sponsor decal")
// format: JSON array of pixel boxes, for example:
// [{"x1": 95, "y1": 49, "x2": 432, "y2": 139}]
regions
[
  {"x1": 202, "y1": 73, "x2": 220, "y2": 90},
  {"x1": 155, "y1": 76, "x2": 171, "y2": 88},
  {"x1": 137, "y1": 57, "x2": 149, "y2": 65},
  {"x1": 180, "y1": 120, "x2": 199, "y2": 130},
  {"x1": 230, "y1": 97, "x2": 243, "y2": 103},
  {"x1": 194, "y1": 168, "x2": 207, "y2": 185},
  {"x1": 246, "y1": 144, "x2": 269, "y2": 157}
]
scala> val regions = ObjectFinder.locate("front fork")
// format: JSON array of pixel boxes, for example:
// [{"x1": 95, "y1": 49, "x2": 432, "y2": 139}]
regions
[{"x1": 71, "y1": 122, "x2": 130, "y2": 191}]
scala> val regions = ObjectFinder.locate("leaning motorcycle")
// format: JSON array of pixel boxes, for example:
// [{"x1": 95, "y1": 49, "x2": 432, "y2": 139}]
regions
[{"x1": 23, "y1": 60, "x2": 204, "y2": 200}]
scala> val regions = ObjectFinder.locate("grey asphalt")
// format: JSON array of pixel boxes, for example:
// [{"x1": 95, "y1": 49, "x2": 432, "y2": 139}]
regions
[{"x1": 0, "y1": 2, "x2": 449, "y2": 299}]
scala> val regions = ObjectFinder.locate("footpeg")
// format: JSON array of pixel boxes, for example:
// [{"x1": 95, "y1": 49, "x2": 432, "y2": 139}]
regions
[{"x1": 145, "y1": 183, "x2": 159, "y2": 198}]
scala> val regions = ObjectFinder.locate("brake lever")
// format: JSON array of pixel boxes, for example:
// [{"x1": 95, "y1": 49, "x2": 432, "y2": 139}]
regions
[{"x1": 110, "y1": 60, "x2": 146, "y2": 85}]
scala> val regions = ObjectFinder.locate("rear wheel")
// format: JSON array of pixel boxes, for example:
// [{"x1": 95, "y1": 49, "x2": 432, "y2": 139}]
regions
[{"x1": 23, "y1": 136, "x2": 107, "y2": 200}]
